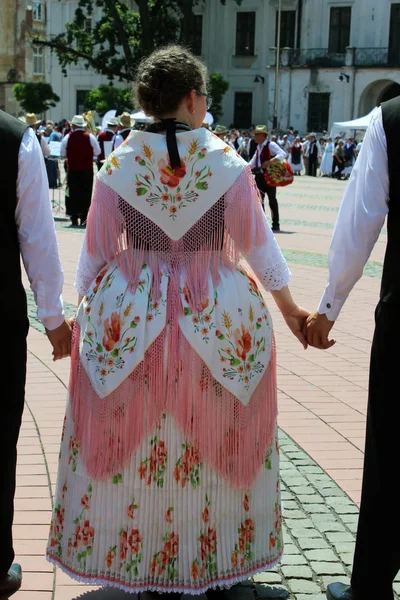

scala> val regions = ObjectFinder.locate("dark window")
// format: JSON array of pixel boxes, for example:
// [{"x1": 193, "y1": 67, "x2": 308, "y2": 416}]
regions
[
  {"x1": 276, "y1": 10, "x2": 296, "y2": 48},
  {"x1": 234, "y1": 92, "x2": 253, "y2": 128},
  {"x1": 76, "y1": 90, "x2": 89, "y2": 115},
  {"x1": 307, "y1": 93, "x2": 330, "y2": 132},
  {"x1": 328, "y1": 7, "x2": 351, "y2": 53},
  {"x1": 191, "y1": 15, "x2": 203, "y2": 56},
  {"x1": 389, "y1": 4, "x2": 400, "y2": 65},
  {"x1": 236, "y1": 12, "x2": 256, "y2": 56}
]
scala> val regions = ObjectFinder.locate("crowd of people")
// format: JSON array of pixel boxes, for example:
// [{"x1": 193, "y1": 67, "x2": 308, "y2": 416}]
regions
[{"x1": 19, "y1": 110, "x2": 364, "y2": 233}]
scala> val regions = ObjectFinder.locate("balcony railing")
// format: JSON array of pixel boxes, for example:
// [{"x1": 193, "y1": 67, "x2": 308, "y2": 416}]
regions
[
  {"x1": 269, "y1": 46, "x2": 400, "y2": 69},
  {"x1": 354, "y1": 47, "x2": 399, "y2": 67},
  {"x1": 287, "y1": 48, "x2": 346, "y2": 67}
]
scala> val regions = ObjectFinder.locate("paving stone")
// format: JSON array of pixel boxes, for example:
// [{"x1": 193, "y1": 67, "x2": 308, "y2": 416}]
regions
[
  {"x1": 331, "y1": 542, "x2": 355, "y2": 555},
  {"x1": 304, "y1": 549, "x2": 337, "y2": 562},
  {"x1": 253, "y1": 571, "x2": 283, "y2": 584},
  {"x1": 394, "y1": 582, "x2": 400, "y2": 595},
  {"x1": 298, "y1": 466, "x2": 324, "y2": 474},
  {"x1": 302, "y1": 504, "x2": 330, "y2": 514},
  {"x1": 310, "y1": 561, "x2": 347, "y2": 575},
  {"x1": 325, "y1": 532, "x2": 355, "y2": 544},
  {"x1": 341, "y1": 553, "x2": 353, "y2": 566},
  {"x1": 297, "y1": 538, "x2": 330, "y2": 550},
  {"x1": 321, "y1": 576, "x2": 350, "y2": 590},
  {"x1": 310, "y1": 513, "x2": 338, "y2": 523},
  {"x1": 340, "y1": 514, "x2": 359, "y2": 525},
  {"x1": 282, "y1": 544, "x2": 302, "y2": 555},
  {"x1": 291, "y1": 528, "x2": 323, "y2": 539},
  {"x1": 281, "y1": 565, "x2": 313, "y2": 580},
  {"x1": 318, "y1": 487, "x2": 347, "y2": 497},
  {"x1": 281, "y1": 554, "x2": 308, "y2": 566},
  {"x1": 281, "y1": 501, "x2": 299, "y2": 510},
  {"x1": 286, "y1": 579, "x2": 321, "y2": 594},
  {"x1": 289, "y1": 486, "x2": 314, "y2": 495},
  {"x1": 296, "y1": 596, "x2": 326, "y2": 600},
  {"x1": 284, "y1": 518, "x2": 315, "y2": 530},
  {"x1": 315, "y1": 521, "x2": 346, "y2": 533},
  {"x1": 282, "y1": 510, "x2": 307, "y2": 520},
  {"x1": 298, "y1": 495, "x2": 325, "y2": 504},
  {"x1": 282, "y1": 477, "x2": 309, "y2": 487}
]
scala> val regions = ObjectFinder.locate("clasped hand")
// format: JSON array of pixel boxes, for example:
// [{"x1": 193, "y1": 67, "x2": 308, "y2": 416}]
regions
[{"x1": 46, "y1": 317, "x2": 75, "y2": 361}]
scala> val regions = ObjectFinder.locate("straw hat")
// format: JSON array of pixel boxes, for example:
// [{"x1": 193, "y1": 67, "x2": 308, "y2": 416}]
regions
[
  {"x1": 251, "y1": 124, "x2": 268, "y2": 136},
  {"x1": 107, "y1": 116, "x2": 119, "y2": 127},
  {"x1": 71, "y1": 115, "x2": 87, "y2": 127},
  {"x1": 214, "y1": 125, "x2": 228, "y2": 135},
  {"x1": 202, "y1": 121, "x2": 210, "y2": 130},
  {"x1": 25, "y1": 113, "x2": 41, "y2": 126},
  {"x1": 119, "y1": 112, "x2": 134, "y2": 128}
]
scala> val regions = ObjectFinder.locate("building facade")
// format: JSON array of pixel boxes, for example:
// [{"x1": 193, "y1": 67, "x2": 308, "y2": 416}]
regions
[
  {"x1": 44, "y1": 0, "x2": 400, "y2": 133},
  {"x1": 0, "y1": 0, "x2": 47, "y2": 115}
]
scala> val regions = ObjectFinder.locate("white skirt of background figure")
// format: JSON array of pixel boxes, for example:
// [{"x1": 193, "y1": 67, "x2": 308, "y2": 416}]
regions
[
  {"x1": 320, "y1": 143, "x2": 334, "y2": 175},
  {"x1": 288, "y1": 151, "x2": 304, "y2": 173}
]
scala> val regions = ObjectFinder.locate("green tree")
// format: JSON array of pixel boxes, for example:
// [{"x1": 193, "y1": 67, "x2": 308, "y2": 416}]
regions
[
  {"x1": 84, "y1": 84, "x2": 134, "y2": 116},
  {"x1": 33, "y1": 0, "x2": 242, "y2": 82},
  {"x1": 208, "y1": 73, "x2": 229, "y2": 123},
  {"x1": 13, "y1": 82, "x2": 60, "y2": 114}
]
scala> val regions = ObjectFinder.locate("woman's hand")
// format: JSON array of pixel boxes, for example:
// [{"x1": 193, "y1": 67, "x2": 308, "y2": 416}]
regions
[
  {"x1": 46, "y1": 316, "x2": 75, "y2": 361},
  {"x1": 281, "y1": 305, "x2": 311, "y2": 350}
]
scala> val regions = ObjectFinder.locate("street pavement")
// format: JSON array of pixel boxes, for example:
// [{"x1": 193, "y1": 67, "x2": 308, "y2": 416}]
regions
[{"x1": 13, "y1": 175, "x2": 398, "y2": 599}]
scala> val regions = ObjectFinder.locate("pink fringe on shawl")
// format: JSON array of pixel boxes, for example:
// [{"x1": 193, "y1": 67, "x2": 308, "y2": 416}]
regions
[
  {"x1": 72, "y1": 164, "x2": 277, "y2": 488},
  {"x1": 86, "y1": 166, "x2": 267, "y2": 313},
  {"x1": 70, "y1": 322, "x2": 277, "y2": 489}
]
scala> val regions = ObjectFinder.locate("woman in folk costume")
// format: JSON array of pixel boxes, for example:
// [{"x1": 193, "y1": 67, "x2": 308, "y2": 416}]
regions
[
  {"x1": 288, "y1": 136, "x2": 304, "y2": 175},
  {"x1": 320, "y1": 137, "x2": 335, "y2": 177},
  {"x1": 46, "y1": 46, "x2": 310, "y2": 598}
]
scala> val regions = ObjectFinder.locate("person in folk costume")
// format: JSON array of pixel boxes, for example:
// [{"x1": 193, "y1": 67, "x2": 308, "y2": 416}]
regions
[
  {"x1": 248, "y1": 125, "x2": 287, "y2": 232},
  {"x1": 320, "y1": 137, "x2": 334, "y2": 177},
  {"x1": 113, "y1": 112, "x2": 135, "y2": 150},
  {"x1": 213, "y1": 124, "x2": 228, "y2": 141},
  {"x1": 25, "y1": 113, "x2": 51, "y2": 157},
  {"x1": 307, "y1": 133, "x2": 321, "y2": 177},
  {"x1": 306, "y1": 99, "x2": 400, "y2": 600},
  {"x1": 288, "y1": 136, "x2": 304, "y2": 175},
  {"x1": 61, "y1": 115, "x2": 101, "y2": 227},
  {"x1": 0, "y1": 110, "x2": 73, "y2": 598},
  {"x1": 46, "y1": 45, "x2": 310, "y2": 600},
  {"x1": 332, "y1": 140, "x2": 345, "y2": 180},
  {"x1": 97, "y1": 116, "x2": 119, "y2": 170}
]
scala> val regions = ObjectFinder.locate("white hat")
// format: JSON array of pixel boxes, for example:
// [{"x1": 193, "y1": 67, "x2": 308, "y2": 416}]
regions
[
  {"x1": 71, "y1": 115, "x2": 87, "y2": 128},
  {"x1": 107, "y1": 116, "x2": 119, "y2": 126}
]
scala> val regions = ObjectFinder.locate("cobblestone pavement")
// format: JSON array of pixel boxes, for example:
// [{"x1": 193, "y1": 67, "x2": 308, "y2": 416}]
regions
[{"x1": 13, "y1": 175, "x2": 394, "y2": 599}]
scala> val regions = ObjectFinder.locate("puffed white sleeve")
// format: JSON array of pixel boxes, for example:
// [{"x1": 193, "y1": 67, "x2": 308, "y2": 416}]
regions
[
  {"x1": 75, "y1": 232, "x2": 107, "y2": 296},
  {"x1": 225, "y1": 167, "x2": 291, "y2": 292}
]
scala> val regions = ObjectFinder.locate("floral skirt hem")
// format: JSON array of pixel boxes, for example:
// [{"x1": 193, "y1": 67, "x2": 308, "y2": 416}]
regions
[{"x1": 46, "y1": 551, "x2": 283, "y2": 596}]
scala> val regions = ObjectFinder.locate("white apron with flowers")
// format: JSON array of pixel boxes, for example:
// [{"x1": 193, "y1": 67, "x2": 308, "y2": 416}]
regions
[{"x1": 47, "y1": 128, "x2": 290, "y2": 595}]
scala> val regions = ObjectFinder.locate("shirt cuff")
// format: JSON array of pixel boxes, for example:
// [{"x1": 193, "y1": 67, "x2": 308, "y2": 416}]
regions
[
  {"x1": 41, "y1": 313, "x2": 65, "y2": 331},
  {"x1": 317, "y1": 293, "x2": 345, "y2": 322}
]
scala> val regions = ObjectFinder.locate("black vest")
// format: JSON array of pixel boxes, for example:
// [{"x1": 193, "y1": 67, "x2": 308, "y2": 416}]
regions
[{"x1": 0, "y1": 110, "x2": 29, "y2": 324}]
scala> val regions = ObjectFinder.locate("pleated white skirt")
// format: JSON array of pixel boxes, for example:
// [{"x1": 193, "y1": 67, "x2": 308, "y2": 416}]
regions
[{"x1": 46, "y1": 404, "x2": 282, "y2": 595}]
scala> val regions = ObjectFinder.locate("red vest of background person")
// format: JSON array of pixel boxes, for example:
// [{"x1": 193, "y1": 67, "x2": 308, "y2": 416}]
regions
[
  {"x1": 255, "y1": 142, "x2": 271, "y2": 166},
  {"x1": 97, "y1": 129, "x2": 114, "y2": 162},
  {"x1": 67, "y1": 130, "x2": 94, "y2": 171}
]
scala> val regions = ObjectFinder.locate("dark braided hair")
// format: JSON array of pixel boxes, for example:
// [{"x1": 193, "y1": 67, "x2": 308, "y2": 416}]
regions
[{"x1": 133, "y1": 45, "x2": 208, "y2": 118}]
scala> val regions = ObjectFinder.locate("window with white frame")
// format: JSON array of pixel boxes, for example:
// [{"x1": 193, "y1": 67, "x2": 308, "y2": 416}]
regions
[
  {"x1": 33, "y1": 0, "x2": 44, "y2": 22},
  {"x1": 33, "y1": 47, "x2": 44, "y2": 75}
]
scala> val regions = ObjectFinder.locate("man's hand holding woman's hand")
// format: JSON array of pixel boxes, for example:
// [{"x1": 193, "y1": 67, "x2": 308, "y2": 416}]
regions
[{"x1": 46, "y1": 316, "x2": 75, "y2": 361}]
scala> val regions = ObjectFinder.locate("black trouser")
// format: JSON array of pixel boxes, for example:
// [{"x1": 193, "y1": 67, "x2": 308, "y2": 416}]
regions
[
  {"x1": 254, "y1": 172, "x2": 280, "y2": 229},
  {"x1": 66, "y1": 169, "x2": 94, "y2": 225},
  {"x1": 308, "y1": 157, "x2": 318, "y2": 177},
  {"x1": 332, "y1": 158, "x2": 344, "y2": 179},
  {"x1": 0, "y1": 323, "x2": 28, "y2": 578},
  {"x1": 351, "y1": 299, "x2": 400, "y2": 600}
]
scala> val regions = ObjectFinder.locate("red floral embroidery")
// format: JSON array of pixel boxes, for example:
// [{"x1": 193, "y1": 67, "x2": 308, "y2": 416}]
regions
[
  {"x1": 174, "y1": 442, "x2": 202, "y2": 489},
  {"x1": 158, "y1": 156, "x2": 187, "y2": 188},
  {"x1": 231, "y1": 493, "x2": 254, "y2": 569},
  {"x1": 102, "y1": 312, "x2": 121, "y2": 352},
  {"x1": 151, "y1": 508, "x2": 179, "y2": 581},
  {"x1": 191, "y1": 495, "x2": 218, "y2": 582}
]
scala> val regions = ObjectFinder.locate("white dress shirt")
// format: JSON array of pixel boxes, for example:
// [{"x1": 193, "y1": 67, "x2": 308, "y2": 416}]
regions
[
  {"x1": 17, "y1": 128, "x2": 65, "y2": 330},
  {"x1": 60, "y1": 129, "x2": 101, "y2": 158},
  {"x1": 248, "y1": 138, "x2": 287, "y2": 168},
  {"x1": 318, "y1": 107, "x2": 388, "y2": 321},
  {"x1": 113, "y1": 129, "x2": 132, "y2": 149}
]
